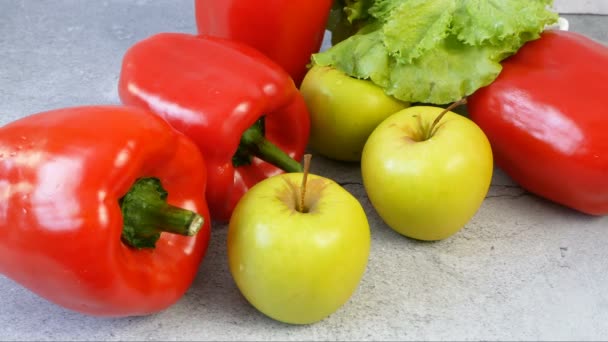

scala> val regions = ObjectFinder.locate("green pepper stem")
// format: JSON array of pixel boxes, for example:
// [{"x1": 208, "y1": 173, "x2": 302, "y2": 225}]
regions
[
  {"x1": 236, "y1": 119, "x2": 303, "y2": 173},
  {"x1": 120, "y1": 178, "x2": 204, "y2": 249},
  {"x1": 145, "y1": 205, "x2": 203, "y2": 236}
]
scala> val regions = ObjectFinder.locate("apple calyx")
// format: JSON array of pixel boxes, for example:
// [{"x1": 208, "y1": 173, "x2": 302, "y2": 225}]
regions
[
  {"x1": 297, "y1": 154, "x2": 313, "y2": 213},
  {"x1": 425, "y1": 98, "x2": 468, "y2": 140}
]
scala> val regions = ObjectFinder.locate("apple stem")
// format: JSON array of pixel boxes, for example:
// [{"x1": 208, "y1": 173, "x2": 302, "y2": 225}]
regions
[
  {"x1": 427, "y1": 98, "x2": 468, "y2": 140},
  {"x1": 298, "y1": 154, "x2": 313, "y2": 213}
]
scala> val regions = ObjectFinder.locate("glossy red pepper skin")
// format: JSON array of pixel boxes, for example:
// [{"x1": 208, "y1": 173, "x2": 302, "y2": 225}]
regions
[
  {"x1": 194, "y1": 0, "x2": 333, "y2": 86},
  {"x1": 468, "y1": 30, "x2": 608, "y2": 215},
  {"x1": 118, "y1": 33, "x2": 310, "y2": 222},
  {"x1": 0, "y1": 106, "x2": 211, "y2": 317}
]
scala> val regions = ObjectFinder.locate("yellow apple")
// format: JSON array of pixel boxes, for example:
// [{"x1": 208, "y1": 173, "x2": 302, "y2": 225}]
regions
[
  {"x1": 300, "y1": 65, "x2": 409, "y2": 162},
  {"x1": 361, "y1": 104, "x2": 493, "y2": 241},
  {"x1": 227, "y1": 171, "x2": 370, "y2": 324}
]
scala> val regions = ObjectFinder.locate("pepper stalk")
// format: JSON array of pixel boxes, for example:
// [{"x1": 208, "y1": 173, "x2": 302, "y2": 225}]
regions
[
  {"x1": 232, "y1": 117, "x2": 303, "y2": 173},
  {"x1": 120, "y1": 177, "x2": 204, "y2": 249}
]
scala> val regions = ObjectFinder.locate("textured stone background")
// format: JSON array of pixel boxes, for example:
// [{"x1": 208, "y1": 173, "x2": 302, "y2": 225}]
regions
[{"x1": 554, "y1": 0, "x2": 608, "y2": 14}]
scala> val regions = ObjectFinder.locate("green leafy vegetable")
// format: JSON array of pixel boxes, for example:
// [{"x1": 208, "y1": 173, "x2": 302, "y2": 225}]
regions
[{"x1": 314, "y1": 0, "x2": 558, "y2": 105}]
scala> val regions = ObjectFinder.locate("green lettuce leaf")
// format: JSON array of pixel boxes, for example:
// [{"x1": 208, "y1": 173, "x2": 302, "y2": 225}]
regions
[
  {"x1": 327, "y1": 0, "x2": 378, "y2": 45},
  {"x1": 316, "y1": 0, "x2": 558, "y2": 105},
  {"x1": 452, "y1": 0, "x2": 558, "y2": 46},
  {"x1": 344, "y1": 0, "x2": 376, "y2": 22},
  {"x1": 375, "y1": 0, "x2": 457, "y2": 64},
  {"x1": 314, "y1": 32, "x2": 505, "y2": 105}
]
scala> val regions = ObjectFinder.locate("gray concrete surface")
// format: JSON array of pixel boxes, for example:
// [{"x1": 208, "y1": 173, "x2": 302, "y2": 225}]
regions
[{"x1": 1, "y1": 1, "x2": 607, "y2": 341}]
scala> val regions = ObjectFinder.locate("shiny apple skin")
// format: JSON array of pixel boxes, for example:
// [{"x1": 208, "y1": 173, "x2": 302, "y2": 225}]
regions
[
  {"x1": 361, "y1": 106, "x2": 493, "y2": 241},
  {"x1": 227, "y1": 172, "x2": 371, "y2": 324}
]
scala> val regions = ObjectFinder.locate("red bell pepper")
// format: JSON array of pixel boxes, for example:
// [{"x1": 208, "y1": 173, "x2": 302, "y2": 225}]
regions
[
  {"x1": 0, "y1": 105, "x2": 211, "y2": 317},
  {"x1": 468, "y1": 30, "x2": 608, "y2": 215},
  {"x1": 194, "y1": 0, "x2": 333, "y2": 86},
  {"x1": 118, "y1": 33, "x2": 310, "y2": 222}
]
